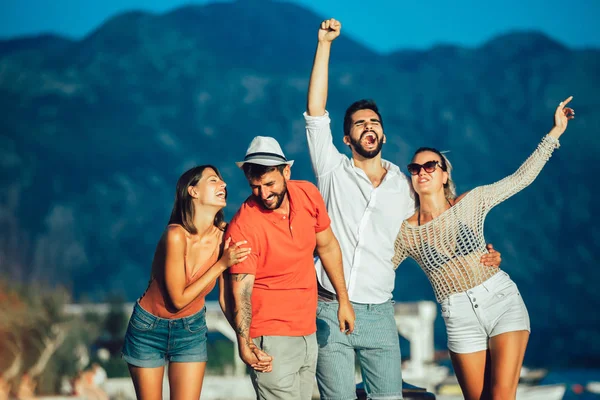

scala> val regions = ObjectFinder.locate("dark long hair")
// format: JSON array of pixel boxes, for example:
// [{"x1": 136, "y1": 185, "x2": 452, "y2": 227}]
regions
[{"x1": 168, "y1": 165, "x2": 227, "y2": 233}]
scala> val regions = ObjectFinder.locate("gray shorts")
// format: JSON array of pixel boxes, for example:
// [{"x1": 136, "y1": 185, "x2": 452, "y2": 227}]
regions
[
  {"x1": 250, "y1": 334, "x2": 317, "y2": 400},
  {"x1": 440, "y1": 271, "x2": 530, "y2": 354}
]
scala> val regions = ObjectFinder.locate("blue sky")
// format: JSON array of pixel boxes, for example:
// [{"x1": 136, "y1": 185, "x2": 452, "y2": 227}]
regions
[{"x1": 1, "y1": 0, "x2": 599, "y2": 52}]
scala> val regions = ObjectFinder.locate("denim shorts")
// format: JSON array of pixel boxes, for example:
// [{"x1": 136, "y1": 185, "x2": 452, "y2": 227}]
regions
[
  {"x1": 440, "y1": 271, "x2": 530, "y2": 354},
  {"x1": 121, "y1": 302, "x2": 208, "y2": 368},
  {"x1": 316, "y1": 300, "x2": 403, "y2": 400}
]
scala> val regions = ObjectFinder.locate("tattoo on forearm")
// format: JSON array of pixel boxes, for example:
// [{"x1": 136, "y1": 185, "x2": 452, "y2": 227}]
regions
[{"x1": 233, "y1": 281, "x2": 253, "y2": 340}]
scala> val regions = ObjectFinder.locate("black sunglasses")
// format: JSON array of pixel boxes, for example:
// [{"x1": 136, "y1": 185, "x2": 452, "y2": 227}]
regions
[{"x1": 407, "y1": 160, "x2": 445, "y2": 175}]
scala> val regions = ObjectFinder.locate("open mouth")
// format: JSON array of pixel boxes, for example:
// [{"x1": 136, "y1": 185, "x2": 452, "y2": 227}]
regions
[
  {"x1": 216, "y1": 191, "x2": 226, "y2": 199},
  {"x1": 361, "y1": 132, "x2": 377, "y2": 146}
]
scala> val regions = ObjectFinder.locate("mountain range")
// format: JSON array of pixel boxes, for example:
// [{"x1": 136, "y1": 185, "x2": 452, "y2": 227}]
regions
[{"x1": 1, "y1": 0, "x2": 598, "y2": 368}]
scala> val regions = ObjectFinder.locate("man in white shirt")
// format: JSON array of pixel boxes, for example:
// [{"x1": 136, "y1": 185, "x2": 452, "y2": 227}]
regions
[{"x1": 305, "y1": 18, "x2": 501, "y2": 400}]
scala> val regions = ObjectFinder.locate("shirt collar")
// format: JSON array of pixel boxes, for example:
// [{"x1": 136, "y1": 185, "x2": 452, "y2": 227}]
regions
[
  {"x1": 351, "y1": 157, "x2": 403, "y2": 182},
  {"x1": 381, "y1": 158, "x2": 401, "y2": 177}
]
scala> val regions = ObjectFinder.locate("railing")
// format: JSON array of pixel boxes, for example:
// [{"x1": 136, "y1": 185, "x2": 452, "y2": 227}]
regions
[{"x1": 63, "y1": 300, "x2": 438, "y2": 378}]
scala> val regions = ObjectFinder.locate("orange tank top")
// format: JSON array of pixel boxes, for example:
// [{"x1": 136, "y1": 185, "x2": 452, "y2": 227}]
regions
[{"x1": 139, "y1": 226, "x2": 221, "y2": 319}]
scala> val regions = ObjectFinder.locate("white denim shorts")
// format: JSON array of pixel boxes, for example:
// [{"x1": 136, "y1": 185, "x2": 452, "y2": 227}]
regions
[{"x1": 440, "y1": 271, "x2": 530, "y2": 354}]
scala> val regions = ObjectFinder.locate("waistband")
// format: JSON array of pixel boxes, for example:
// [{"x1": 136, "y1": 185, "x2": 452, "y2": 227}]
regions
[
  {"x1": 134, "y1": 300, "x2": 206, "y2": 322},
  {"x1": 318, "y1": 297, "x2": 393, "y2": 311},
  {"x1": 444, "y1": 270, "x2": 511, "y2": 305}
]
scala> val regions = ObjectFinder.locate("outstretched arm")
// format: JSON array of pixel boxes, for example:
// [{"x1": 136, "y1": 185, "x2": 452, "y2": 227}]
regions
[
  {"x1": 549, "y1": 96, "x2": 575, "y2": 140},
  {"x1": 480, "y1": 96, "x2": 575, "y2": 209},
  {"x1": 316, "y1": 227, "x2": 355, "y2": 334},
  {"x1": 305, "y1": 18, "x2": 345, "y2": 177},
  {"x1": 307, "y1": 18, "x2": 341, "y2": 116}
]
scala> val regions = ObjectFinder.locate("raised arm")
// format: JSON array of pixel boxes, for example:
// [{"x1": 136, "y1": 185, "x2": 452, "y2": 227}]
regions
[
  {"x1": 549, "y1": 96, "x2": 574, "y2": 140},
  {"x1": 305, "y1": 19, "x2": 345, "y2": 177},
  {"x1": 480, "y1": 96, "x2": 575, "y2": 209},
  {"x1": 316, "y1": 226, "x2": 355, "y2": 333},
  {"x1": 164, "y1": 227, "x2": 251, "y2": 311},
  {"x1": 307, "y1": 18, "x2": 341, "y2": 116}
]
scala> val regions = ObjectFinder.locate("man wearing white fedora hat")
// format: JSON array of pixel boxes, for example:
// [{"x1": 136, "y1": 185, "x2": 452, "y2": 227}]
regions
[
  {"x1": 227, "y1": 135, "x2": 355, "y2": 400},
  {"x1": 304, "y1": 19, "x2": 503, "y2": 400}
]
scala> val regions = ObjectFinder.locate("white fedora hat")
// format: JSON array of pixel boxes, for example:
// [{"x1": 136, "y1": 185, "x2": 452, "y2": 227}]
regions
[{"x1": 235, "y1": 136, "x2": 294, "y2": 168}]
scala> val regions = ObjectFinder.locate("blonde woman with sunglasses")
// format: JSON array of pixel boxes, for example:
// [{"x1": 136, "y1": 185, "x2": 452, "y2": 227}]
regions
[{"x1": 393, "y1": 97, "x2": 574, "y2": 400}]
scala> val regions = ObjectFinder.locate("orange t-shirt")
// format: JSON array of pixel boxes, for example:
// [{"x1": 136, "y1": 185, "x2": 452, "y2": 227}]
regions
[
  {"x1": 226, "y1": 180, "x2": 330, "y2": 338},
  {"x1": 139, "y1": 226, "x2": 220, "y2": 319}
]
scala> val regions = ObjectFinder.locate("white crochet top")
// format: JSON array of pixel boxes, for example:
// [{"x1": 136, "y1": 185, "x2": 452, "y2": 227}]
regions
[{"x1": 392, "y1": 135, "x2": 560, "y2": 303}]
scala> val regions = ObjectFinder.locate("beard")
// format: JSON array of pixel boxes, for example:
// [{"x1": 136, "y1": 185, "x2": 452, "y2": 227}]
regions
[
  {"x1": 348, "y1": 132, "x2": 384, "y2": 159},
  {"x1": 257, "y1": 180, "x2": 288, "y2": 210}
]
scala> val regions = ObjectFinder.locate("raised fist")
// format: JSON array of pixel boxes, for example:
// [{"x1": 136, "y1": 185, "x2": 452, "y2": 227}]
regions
[{"x1": 318, "y1": 18, "x2": 341, "y2": 43}]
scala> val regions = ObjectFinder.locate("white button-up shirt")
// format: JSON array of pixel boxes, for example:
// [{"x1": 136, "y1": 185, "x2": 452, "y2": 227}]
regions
[{"x1": 305, "y1": 111, "x2": 415, "y2": 304}]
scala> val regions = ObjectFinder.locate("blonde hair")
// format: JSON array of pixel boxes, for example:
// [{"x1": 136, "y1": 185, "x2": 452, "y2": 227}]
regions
[{"x1": 411, "y1": 147, "x2": 457, "y2": 207}]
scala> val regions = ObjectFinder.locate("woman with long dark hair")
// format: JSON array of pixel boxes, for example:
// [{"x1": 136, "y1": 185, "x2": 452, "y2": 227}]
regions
[
  {"x1": 122, "y1": 165, "x2": 253, "y2": 399},
  {"x1": 393, "y1": 97, "x2": 574, "y2": 399}
]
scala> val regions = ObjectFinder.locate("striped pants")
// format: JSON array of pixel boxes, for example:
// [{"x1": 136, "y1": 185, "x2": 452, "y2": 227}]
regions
[{"x1": 315, "y1": 300, "x2": 403, "y2": 400}]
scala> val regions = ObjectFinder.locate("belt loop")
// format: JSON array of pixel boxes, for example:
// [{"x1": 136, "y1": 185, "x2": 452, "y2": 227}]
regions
[{"x1": 482, "y1": 281, "x2": 491, "y2": 293}]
